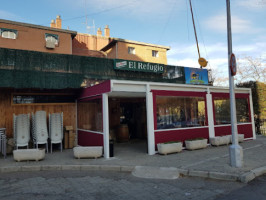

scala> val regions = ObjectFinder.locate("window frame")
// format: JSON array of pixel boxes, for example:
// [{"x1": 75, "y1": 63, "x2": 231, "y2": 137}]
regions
[
  {"x1": 128, "y1": 47, "x2": 135, "y2": 55},
  {"x1": 211, "y1": 92, "x2": 251, "y2": 125},
  {"x1": 152, "y1": 50, "x2": 159, "y2": 57},
  {"x1": 0, "y1": 28, "x2": 18, "y2": 39},
  {"x1": 45, "y1": 33, "x2": 59, "y2": 46},
  {"x1": 152, "y1": 90, "x2": 208, "y2": 131}
]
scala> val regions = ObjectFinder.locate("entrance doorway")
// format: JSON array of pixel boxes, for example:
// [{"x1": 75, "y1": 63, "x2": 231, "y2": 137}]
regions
[{"x1": 109, "y1": 97, "x2": 147, "y2": 154}]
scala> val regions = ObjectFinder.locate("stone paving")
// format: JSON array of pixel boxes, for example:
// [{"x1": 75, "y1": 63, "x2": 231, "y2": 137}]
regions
[{"x1": 0, "y1": 135, "x2": 266, "y2": 183}]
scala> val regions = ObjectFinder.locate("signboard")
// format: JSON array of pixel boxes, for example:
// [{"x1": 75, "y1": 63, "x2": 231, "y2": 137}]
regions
[
  {"x1": 230, "y1": 53, "x2": 237, "y2": 76},
  {"x1": 184, "y1": 67, "x2": 209, "y2": 85},
  {"x1": 114, "y1": 59, "x2": 164, "y2": 73}
]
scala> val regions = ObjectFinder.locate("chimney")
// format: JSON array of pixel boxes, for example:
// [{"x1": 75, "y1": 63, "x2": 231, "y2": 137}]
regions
[
  {"x1": 97, "y1": 28, "x2": 102, "y2": 36},
  {"x1": 104, "y1": 25, "x2": 110, "y2": 37},
  {"x1": 50, "y1": 19, "x2": 56, "y2": 28},
  {"x1": 55, "y1": 15, "x2": 62, "y2": 29}
]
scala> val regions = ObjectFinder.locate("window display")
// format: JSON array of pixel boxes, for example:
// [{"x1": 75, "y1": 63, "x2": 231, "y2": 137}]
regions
[
  {"x1": 156, "y1": 96, "x2": 206, "y2": 130},
  {"x1": 214, "y1": 97, "x2": 250, "y2": 125}
]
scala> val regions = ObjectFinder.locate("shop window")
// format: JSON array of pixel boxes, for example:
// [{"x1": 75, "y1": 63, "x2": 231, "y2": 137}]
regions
[
  {"x1": 214, "y1": 97, "x2": 250, "y2": 125},
  {"x1": 152, "y1": 50, "x2": 158, "y2": 57},
  {"x1": 0, "y1": 28, "x2": 17, "y2": 39},
  {"x1": 128, "y1": 47, "x2": 135, "y2": 55},
  {"x1": 156, "y1": 96, "x2": 206, "y2": 130},
  {"x1": 77, "y1": 98, "x2": 103, "y2": 132},
  {"x1": 45, "y1": 33, "x2": 59, "y2": 48}
]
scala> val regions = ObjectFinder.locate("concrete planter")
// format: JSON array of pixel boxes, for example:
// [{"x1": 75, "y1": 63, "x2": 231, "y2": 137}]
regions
[
  {"x1": 73, "y1": 146, "x2": 103, "y2": 159},
  {"x1": 185, "y1": 139, "x2": 208, "y2": 150},
  {"x1": 229, "y1": 134, "x2": 244, "y2": 143},
  {"x1": 210, "y1": 135, "x2": 231, "y2": 146},
  {"x1": 157, "y1": 142, "x2": 183, "y2": 155},
  {"x1": 13, "y1": 149, "x2": 45, "y2": 162}
]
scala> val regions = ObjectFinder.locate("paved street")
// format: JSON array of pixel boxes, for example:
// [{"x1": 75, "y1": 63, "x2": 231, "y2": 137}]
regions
[
  {"x1": 216, "y1": 175, "x2": 266, "y2": 200},
  {"x1": 0, "y1": 170, "x2": 246, "y2": 200}
]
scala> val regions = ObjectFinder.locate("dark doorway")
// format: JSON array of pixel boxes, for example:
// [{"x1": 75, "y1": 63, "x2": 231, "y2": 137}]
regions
[{"x1": 109, "y1": 97, "x2": 147, "y2": 154}]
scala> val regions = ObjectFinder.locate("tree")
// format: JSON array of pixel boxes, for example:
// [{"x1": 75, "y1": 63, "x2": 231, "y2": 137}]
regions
[
  {"x1": 211, "y1": 56, "x2": 266, "y2": 86},
  {"x1": 235, "y1": 56, "x2": 266, "y2": 84}
]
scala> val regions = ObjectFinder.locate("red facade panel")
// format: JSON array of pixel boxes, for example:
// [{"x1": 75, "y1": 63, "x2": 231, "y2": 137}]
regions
[
  {"x1": 155, "y1": 127, "x2": 209, "y2": 146},
  {"x1": 214, "y1": 124, "x2": 253, "y2": 139},
  {"x1": 78, "y1": 80, "x2": 111, "y2": 99},
  {"x1": 78, "y1": 130, "x2": 103, "y2": 146}
]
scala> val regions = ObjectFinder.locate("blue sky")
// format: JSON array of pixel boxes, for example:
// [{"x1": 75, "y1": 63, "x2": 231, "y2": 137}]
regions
[{"x1": 1, "y1": 0, "x2": 266, "y2": 81}]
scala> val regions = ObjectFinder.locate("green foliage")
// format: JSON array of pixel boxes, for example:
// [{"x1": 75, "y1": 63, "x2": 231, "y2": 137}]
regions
[
  {"x1": 163, "y1": 141, "x2": 181, "y2": 144},
  {"x1": 185, "y1": 137, "x2": 205, "y2": 141}
]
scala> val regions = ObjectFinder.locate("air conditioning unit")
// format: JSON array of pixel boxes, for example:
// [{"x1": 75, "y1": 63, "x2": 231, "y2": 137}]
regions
[{"x1": 46, "y1": 40, "x2": 55, "y2": 49}]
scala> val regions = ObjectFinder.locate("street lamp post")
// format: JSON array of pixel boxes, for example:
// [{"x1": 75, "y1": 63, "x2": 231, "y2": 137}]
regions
[{"x1": 226, "y1": 0, "x2": 243, "y2": 168}]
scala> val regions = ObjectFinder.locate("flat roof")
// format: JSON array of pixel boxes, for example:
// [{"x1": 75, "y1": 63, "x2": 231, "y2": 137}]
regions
[
  {"x1": 0, "y1": 19, "x2": 77, "y2": 37},
  {"x1": 101, "y1": 38, "x2": 170, "y2": 52}
]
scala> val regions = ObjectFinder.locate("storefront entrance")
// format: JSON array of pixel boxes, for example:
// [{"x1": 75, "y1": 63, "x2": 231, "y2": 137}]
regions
[{"x1": 109, "y1": 97, "x2": 147, "y2": 154}]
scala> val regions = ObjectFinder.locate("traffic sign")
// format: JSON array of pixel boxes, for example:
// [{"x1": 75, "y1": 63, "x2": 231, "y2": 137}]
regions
[
  {"x1": 230, "y1": 53, "x2": 237, "y2": 76},
  {"x1": 198, "y1": 57, "x2": 208, "y2": 67}
]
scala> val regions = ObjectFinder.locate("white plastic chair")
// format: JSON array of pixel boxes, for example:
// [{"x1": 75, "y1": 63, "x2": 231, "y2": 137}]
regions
[
  {"x1": 49, "y1": 112, "x2": 63, "y2": 153},
  {"x1": 32, "y1": 111, "x2": 48, "y2": 152},
  {"x1": 13, "y1": 114, "x2": 30, "y2": 149}
]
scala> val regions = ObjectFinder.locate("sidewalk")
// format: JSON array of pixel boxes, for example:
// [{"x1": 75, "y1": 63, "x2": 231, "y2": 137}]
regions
[{"x1": 1, "y1": 135, "x2": 266, "y2": 183}]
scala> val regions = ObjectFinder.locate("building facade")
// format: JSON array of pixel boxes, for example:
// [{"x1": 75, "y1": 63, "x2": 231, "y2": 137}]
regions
[{"x1": 0, "y1": 17, "x2": 76, "y2": 54}]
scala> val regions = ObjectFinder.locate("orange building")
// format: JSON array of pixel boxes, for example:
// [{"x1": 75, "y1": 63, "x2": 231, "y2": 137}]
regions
[
  {"x1": 0, "y1": 16, "x2": 76, "y2": 55},
  {"x1": 101, "y1": 38, "x2": 170, "y2": 65},
  {"x1": 72, "y1": 25, "x2": 170, "y2": 64},
  {"x1": 72, "y1": 25, "x2": 111, "y2": 58}
]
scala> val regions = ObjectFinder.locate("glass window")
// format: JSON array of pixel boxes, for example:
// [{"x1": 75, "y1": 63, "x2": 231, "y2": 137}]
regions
[
  {"x1": 45, "y1": 33, "x2": 59, "y2": 45},
  {"x1": 152, "y1": 50, "x2": 158, "y2": 57},
  {"x1": 214, "y1": 97, "x2": 250, "y2": 125},
  {"x1": 128, "y1": 47, "x2": 135, "y2": 54},
  {"x1": 156, "y1": 96, "x2": 206, "y2": 130},
  {"x1": 1, "y1": 28, "x2": 17, "y2": 39},
  {"x1": 77, "y1": 98, "x2": 103, "y2": 132}
]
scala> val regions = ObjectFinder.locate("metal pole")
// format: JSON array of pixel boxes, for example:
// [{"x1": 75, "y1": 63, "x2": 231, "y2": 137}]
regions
[
  {"x1": 189, "y1": 0, "x2": 201, "y2": 59},
  {"x1": 226, "y1": 0, "x2": 243, "y2": 168}
]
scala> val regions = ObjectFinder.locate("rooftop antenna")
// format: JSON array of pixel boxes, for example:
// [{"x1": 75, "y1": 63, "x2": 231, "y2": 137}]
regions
[{"x1": 83, "y1": 0, "x2": 96, "y2": 35}]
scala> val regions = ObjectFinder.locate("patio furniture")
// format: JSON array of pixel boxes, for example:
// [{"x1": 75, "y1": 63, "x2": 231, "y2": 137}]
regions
[
  {"x1": 32, "y1": 111, "x2": 48, "y2": 152},
  {"x1": 13, "y1": 114, "x2": 30, "y2": 149},
  {"x1": 49, "y1": 112, "x2": 63, "y2": 153},
  {"x1": 0, "y1": 128, "x2": 7, "y2": 158}
]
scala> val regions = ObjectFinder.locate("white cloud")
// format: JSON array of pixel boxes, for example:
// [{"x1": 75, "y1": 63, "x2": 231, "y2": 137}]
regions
[
  {"x1": 236, "y1": 0, "x2": 266, "y2": 10},
  {"x1": 204, "y1": 14, "x2": 260, "y2": 34}
]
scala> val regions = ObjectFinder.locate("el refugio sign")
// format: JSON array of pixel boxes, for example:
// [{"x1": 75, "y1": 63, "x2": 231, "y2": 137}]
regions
[{"x1": 114, "y1": 59, "x2": 164, "y2": 73}]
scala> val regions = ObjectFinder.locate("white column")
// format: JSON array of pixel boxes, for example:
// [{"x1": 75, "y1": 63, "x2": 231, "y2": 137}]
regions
[
  {"x1": 206, "y1": 89, "x2": 215, "y2": 138},
  {"x1": 102, "y1": 93, "x2": 109, "y2": 159},
  {"x1": 146, "y1": 84, "x2": 155, "y2": 155},
  {"x1": 249, "y1": 90, "x2": 256, "y2": 139}
]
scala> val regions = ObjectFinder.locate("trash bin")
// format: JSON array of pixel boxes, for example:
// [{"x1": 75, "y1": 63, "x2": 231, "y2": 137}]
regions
[{"x1": 109, "y1": 139, "x2": 114, "y2": 157}]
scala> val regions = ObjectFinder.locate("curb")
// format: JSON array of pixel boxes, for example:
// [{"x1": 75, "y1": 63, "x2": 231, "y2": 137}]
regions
[
  {"x1": 239, "y1": 166, "x2": 266, "y2": 183},
  {"x1": 0, "y1": 164, "x2": 265, "y2": 183}
]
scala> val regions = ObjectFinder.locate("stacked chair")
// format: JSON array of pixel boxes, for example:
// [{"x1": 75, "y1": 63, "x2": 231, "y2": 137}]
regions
[
  {"x1": 49, "y1": 112, "x2": 63, "y2": 153},
  {"x1": 32, "y1": 111, "x2": 49, "y2": 153},
  {"x1": 13, "y1": 113, "x2": 30, "y2": 149}
]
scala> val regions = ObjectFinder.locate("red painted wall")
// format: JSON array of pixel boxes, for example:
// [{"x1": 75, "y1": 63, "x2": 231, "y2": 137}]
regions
[
  {"x1": 79, "y1": 80, "x2": 111, "y2": 99},
  {"x1": 78, "y1": 130, "x2": 103, "y2": 146},
  {"x1": 155, "y1": 127, "x2": 209, "y2": 146},
  {"x1": 214, "y1": 124, "x2": 253, "y2": 138}
]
